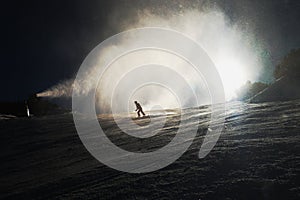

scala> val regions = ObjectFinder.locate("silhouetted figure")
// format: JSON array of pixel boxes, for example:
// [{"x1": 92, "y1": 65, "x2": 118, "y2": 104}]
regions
[{"x1": 134, "y1": 101, "x2": 145, "y2": 117}]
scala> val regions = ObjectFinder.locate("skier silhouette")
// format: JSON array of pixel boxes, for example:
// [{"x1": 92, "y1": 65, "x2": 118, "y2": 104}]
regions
[{"x1": 134, "y1": 101, "x2": 145, "y2": 117}]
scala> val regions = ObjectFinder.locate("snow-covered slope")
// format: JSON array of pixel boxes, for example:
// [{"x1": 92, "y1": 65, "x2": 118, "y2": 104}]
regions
[{"x1": 1, "y1": 100, "x2": 299, "y2": 199}]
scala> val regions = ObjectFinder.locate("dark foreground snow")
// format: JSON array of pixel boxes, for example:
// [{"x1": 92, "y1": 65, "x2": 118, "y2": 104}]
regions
[{"x1": 1, "y1": 100, "x2": 300, "y2": 199}]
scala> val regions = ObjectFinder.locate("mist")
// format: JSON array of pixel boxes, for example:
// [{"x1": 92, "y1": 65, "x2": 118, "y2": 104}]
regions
[{"x1": 37, "y1": 6, "x2": 266, "y2": 114}]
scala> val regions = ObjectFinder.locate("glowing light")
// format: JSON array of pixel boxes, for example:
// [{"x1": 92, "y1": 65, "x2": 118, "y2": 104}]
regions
[
  {"x1": 26, "y1": 106, "x2": 30, "y2": 117},
  {"x1": 214, "y1": 57, "x2": 248, "y2": 100}
]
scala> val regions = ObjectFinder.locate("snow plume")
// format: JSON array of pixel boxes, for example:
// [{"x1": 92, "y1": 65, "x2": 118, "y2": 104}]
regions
[
  {"x1": 37, "y1": 79, "x2": 75, "y2": 98},
  {"x1": 38, "y1": 6, "x2": 265, "y2": 113}
]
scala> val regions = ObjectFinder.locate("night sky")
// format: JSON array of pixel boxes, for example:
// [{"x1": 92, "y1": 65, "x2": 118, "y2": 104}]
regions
[{"x1": 2, "y1": 0, "x2": 300, "y2": 101}]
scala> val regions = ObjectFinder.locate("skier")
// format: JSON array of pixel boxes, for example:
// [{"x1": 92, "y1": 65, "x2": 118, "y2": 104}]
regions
[{"x1": 134, "y1": 101, "x2": 146, "y2": 117}]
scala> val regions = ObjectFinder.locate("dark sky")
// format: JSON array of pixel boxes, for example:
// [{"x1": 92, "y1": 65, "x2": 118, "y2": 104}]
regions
[{"x1": 2, "y1": 0, "x2": 300, "y2": 101}]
